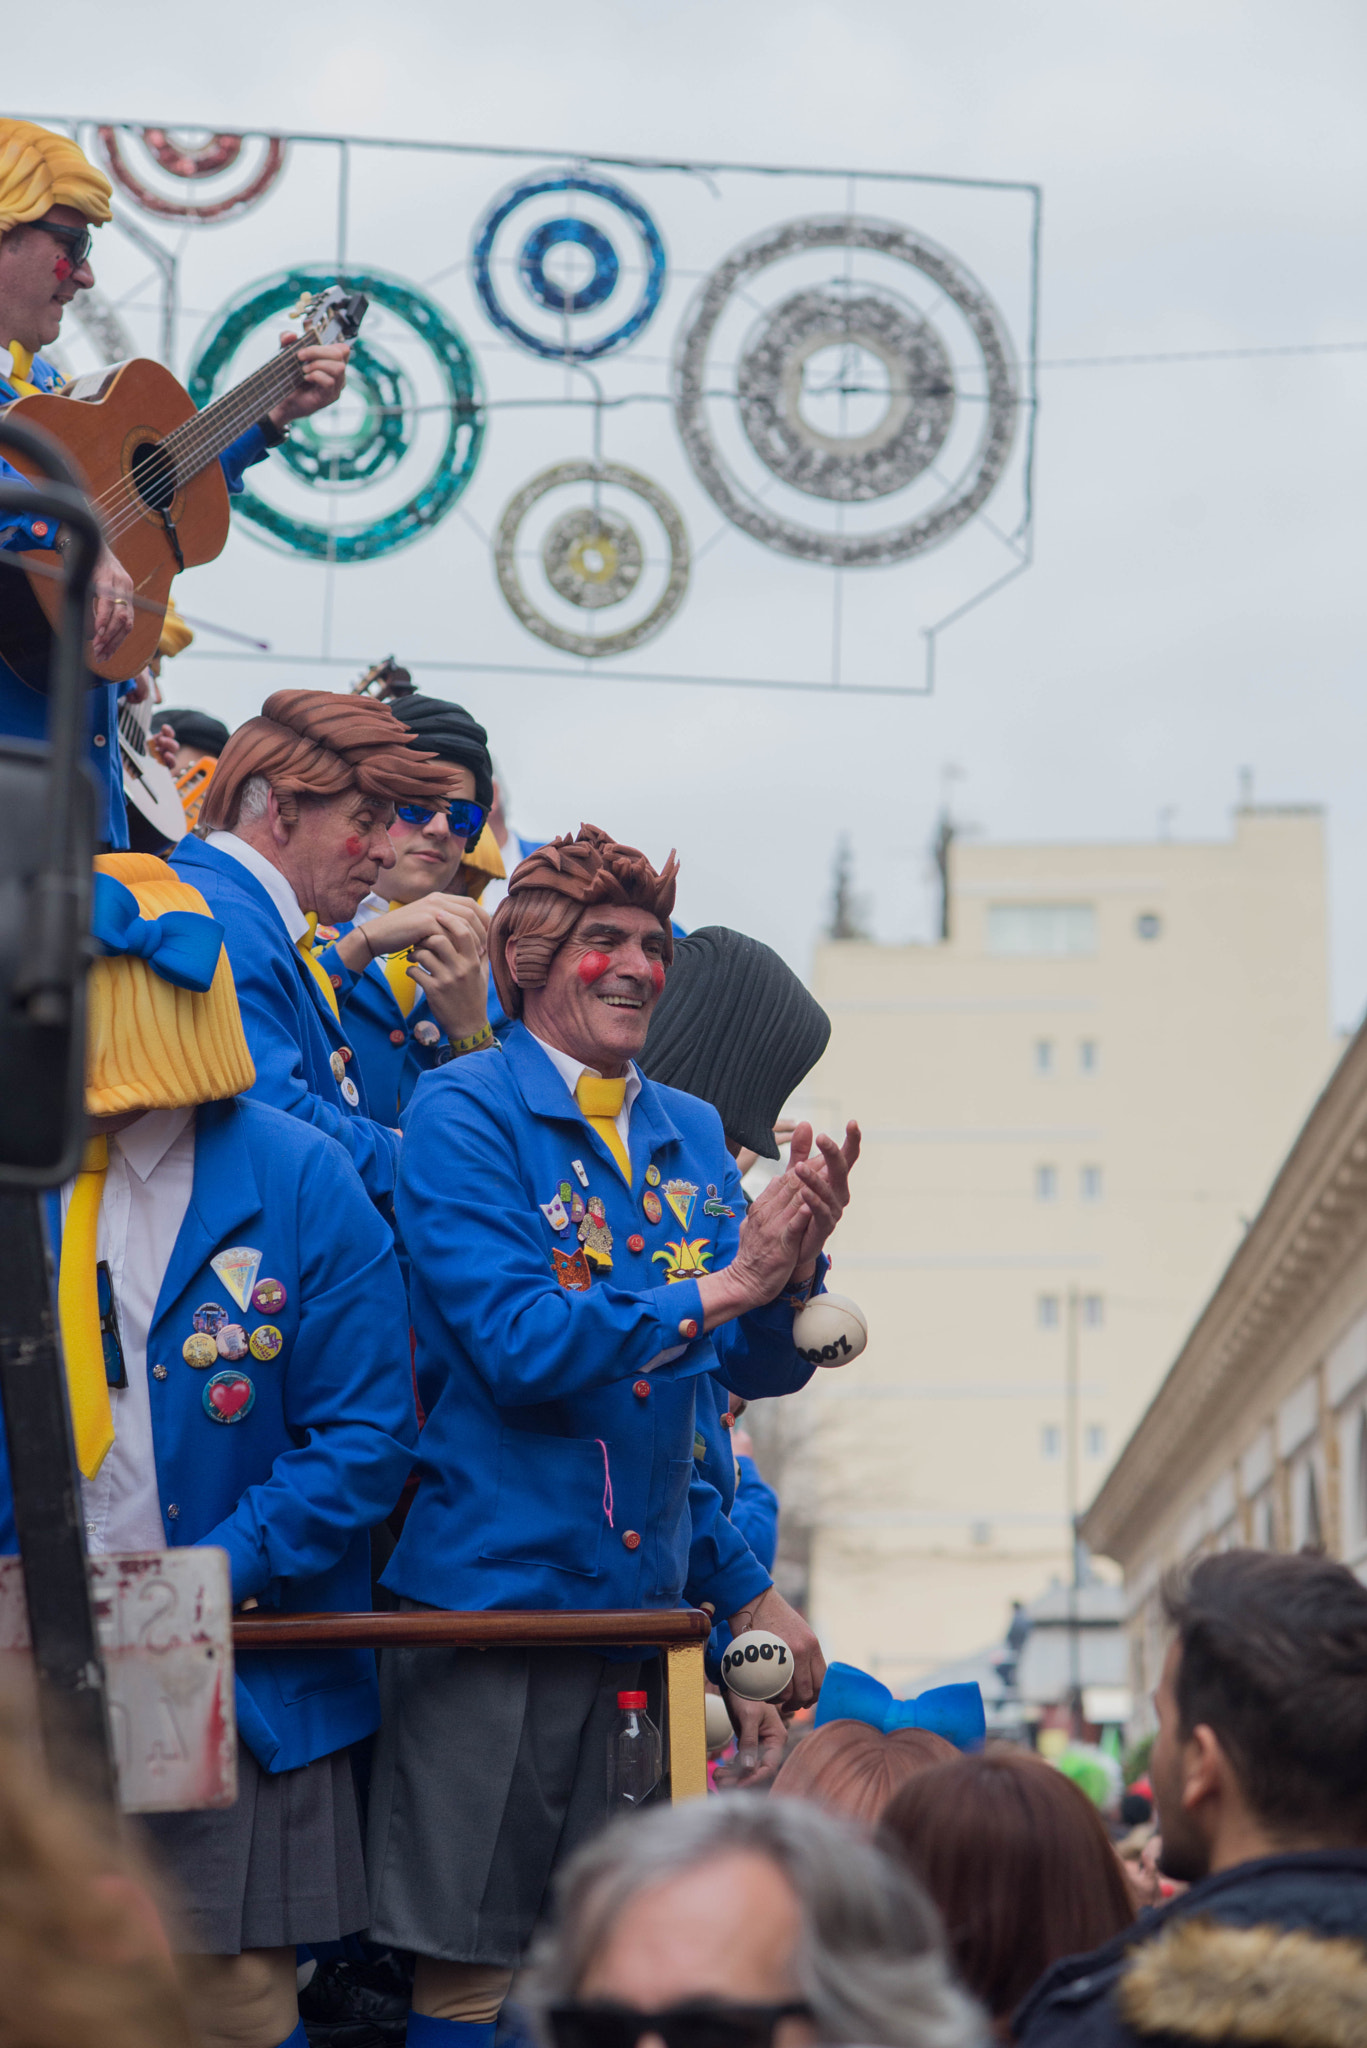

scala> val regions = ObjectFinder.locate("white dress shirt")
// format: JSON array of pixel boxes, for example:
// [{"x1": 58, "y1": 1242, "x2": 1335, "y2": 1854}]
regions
[
  {"x1": 528, "y1": 1030, "x2": 640, "y2": 1152},
  {"x1": 206, "y1": 829, "x2": 308, "y2": 943},
  {"x1": 63, "y1": 1107, "x2": 196, "y2": 1553},
  {"x1": 354, "y1": 891, "x2": 388, "y2": 929}
]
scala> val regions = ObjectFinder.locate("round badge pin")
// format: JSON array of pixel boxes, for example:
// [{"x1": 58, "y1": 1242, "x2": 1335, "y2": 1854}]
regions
[
  {"x1": 329, "y1": 1050, "x2": 346, "y2": 1083},
  {"x1": 645, "y1": 1164, "x2": 661, "y2": 1187},
  {"x1": 193, "y1": 1301, "x2": 228, "y2": 1336},
  {"x1": 341, "y1": 1077, "x2": 361, "y2": 1107},
  {"x1": 642, "y1": 1190, "x2": 663, "y2": 1225},
  {"x1": 216, "y1": 1323, "x2": 249, "y2": 1361},
  {"x1": 627, "y1": 1233, "x2": 645, "y2": 1253},
  {"x1": 203, "y1": 1370, "x2": 255, "y2": 1424},
  {"x1": 249, "y1": 1324, "x2": 283, "y2": 1362},
  {"x1": 413, "y1": 1019, "x2": 440, "y2": 1046},
  {"x1": 182, "y1": 1333, "x2": 219, "y2": 1370},
  {"x1": 252, "y1": 1278, "x2": 286, "y2": 1314}
]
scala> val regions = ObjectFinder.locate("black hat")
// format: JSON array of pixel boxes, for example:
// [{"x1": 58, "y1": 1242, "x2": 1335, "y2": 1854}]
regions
[
  {"x1": 639, "y1": 927, "x2": 831, "y2": 1159},
  {"x1": 159, "y1": 708, "x2": 230, "y2": 758},
  {"x1": 393, "y1": 693, "x2": 493, "y2": 810}
]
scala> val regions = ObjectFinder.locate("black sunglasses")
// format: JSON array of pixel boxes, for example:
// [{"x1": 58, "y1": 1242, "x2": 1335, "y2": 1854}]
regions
[
  {"x1": 393, "y1": 797, "x2": 486, "y2": 839},
  {"x1": 28, "y1": 219, "x2": 94, "y2": 268},
  {"x1": 548, "y1": 2003, "x2": 811, "y2": 2048}
]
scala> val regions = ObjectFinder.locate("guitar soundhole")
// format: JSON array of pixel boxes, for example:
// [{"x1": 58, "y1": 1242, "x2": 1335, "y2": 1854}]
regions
[{"x1": 129, "y1": 438, "x2": 178, "y2": 514}]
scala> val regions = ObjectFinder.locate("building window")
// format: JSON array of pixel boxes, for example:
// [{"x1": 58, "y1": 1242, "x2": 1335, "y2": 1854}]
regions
[
  {"x1": 1041, "y1": 1425, "x2": 1062, "y2": 1460},
  {"x1": 1085, "y1": 1424, "x2": 1107, "y2": 1459},
  {"x1": 1303, "y1": 1465, "x2": 1324, "y2": 1551},
  {"x1": 1035, "y1": 1165, "x2": 1058, "y2": 1202},
  {"x1": 1258, "y1": 1495, "x2": 1276, "y2": 1550},
  {"x1": 1082, "y1": 1293, "x2": 1105, "y2": 1328},
  {"x1": 1035, "y1": 1038, "x2": 1054, "y2": 1074},
  {"x1": 1037, "y1": 1294, "x2": 1060, "y2": 1329},
  {"x1": 1080, "y1": 1165, "x2": 1103, "y2": 1203},
  {"x1": 970, "y1": 1520, "x2": 992, "y2": 1547},
  {"x1": 1135, "y1": 911, "x2": 1163, "y2": 941},
  {"x1": 1079, "y1": 1039, "x2": 1098, "y2": 1073},
  {"x1": 1357, "y1": 1412, "x2": 1367, "y2": 1541},
  {"x1": 987, "y1": 903, "x2": 1097, "y2": 957}
]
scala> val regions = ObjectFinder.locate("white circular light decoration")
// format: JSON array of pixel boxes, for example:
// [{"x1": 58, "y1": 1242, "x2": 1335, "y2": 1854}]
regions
[
  {"x1": 494, "y1": 460, "x2": 689, "y2": 658},
  {"x1": 673, "y1": 215, "x2": 1018, "y2": 567}
]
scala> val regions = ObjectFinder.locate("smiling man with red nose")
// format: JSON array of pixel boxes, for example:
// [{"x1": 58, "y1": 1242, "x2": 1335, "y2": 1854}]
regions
[{"x1": 367, "y1": 825, "x2": 858, "y2": 2048}]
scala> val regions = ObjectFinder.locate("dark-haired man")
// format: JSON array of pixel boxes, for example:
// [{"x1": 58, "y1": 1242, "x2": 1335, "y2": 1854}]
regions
[{"x1": 1015, "y1": 1548, "x2": 1367, "y2": 2048}]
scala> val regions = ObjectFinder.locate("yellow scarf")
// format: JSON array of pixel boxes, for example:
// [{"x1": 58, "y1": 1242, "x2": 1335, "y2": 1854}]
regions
[
  {"x1": 381, "y1": 901, "x2": 418, "y2": 1018},
  {"x1": 2, "y1": 340, "x2": 41, "y2": 397},
  {"x1": 298, "y1": 913, "x2": 340, "y2": 1020},
  {"x1": 575, "y1": 1075, "x2": 631, "y2": 1184},
  {"x1": 57, "y1": 1137, "x2": 115, "y2": 1479}
]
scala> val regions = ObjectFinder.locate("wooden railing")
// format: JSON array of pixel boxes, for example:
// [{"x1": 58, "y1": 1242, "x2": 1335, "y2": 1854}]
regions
[{"x1": 233, "y1": 1606, "x2": 711, "y2": 1799}]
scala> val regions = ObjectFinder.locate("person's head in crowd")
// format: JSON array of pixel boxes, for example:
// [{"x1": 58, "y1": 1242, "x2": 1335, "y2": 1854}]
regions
[
  {"x1": 384, "y1": 692, "x2": 494, "y2": 903},
  {"x1": 0, "y1": 120, "x2": 111, "y2": 351},
  {"x1": 1150, "y1": 1548, "x2": 1367, "y2": 1884},
  {"x1": 490, "y1": 825, "x2": 678, "y2": 1074},
  {"x1": 158, "y1": 709, "x2": 230, "y2": 777},
  {"x1": 770, "y1": 1721, "x2": 957, "y2": 1832},
  {"x1": 198, "y1": 688, "x2": 459, "y2": 922},
  {"x1": 640, "y1": 927, "x2": 830, "y2": 1163},
  {"x1": 527, "y1": 1793, "x2": 980, "y2": 2048},
  {"x1": 879, "y1": 1749, "x2": 1134, "y2": 2030},
  {"x1": 0, "y1": 1723, "x2": 191, "y2": 2048}
]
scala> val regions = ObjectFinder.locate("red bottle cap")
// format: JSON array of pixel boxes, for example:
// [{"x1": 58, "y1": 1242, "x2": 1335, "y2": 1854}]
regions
[{"x1": 617, "y1": 1690, "x2": 648, "y2": 1709}]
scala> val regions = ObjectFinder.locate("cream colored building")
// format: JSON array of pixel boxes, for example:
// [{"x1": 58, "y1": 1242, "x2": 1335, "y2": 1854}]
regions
[
  {"x1": 1083, "y1": 1009, "x2": 1367, "y2": 1736},
  {"x1": 785, "y1": 807, "x2": 1336, "y2": 1689}
]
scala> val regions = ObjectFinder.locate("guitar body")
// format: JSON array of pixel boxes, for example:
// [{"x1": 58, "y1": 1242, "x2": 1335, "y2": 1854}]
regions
[{"x1": 1, "y1": 360, "x2": 232, "y2": 683}]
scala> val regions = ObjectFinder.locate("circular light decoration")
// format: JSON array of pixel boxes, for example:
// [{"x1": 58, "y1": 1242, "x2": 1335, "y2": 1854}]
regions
[
  {"x1": 495, "y1": 460, "x2": 689, "y2": 657},
  {"x1": 97, "y1": 126, "x2": 288, "y2": 222},
  {"x1": 187, "y1": 266, "x2": 483, "y2": 563},
  {"x1": 673, "y1": 216, "x2": 1018, "y2": 566},
  {"x1": 472, "y1": 170, "x2": 666, "y2": 361}
]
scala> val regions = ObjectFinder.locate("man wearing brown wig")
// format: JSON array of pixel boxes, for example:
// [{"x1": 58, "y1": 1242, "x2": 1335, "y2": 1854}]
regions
[
  {"x1": 366, "y1": 826, "x2": 859, "y2": 2048},
  {"x1": 171, "y1": 689, "x2": 485, "y2": 1207}
]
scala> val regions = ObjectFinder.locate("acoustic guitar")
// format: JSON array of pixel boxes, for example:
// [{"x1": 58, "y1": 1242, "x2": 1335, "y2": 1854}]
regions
[
  {"x1": 0, "y1": 284, "x2": 368, "y2": 686},
  {"x1": 117, "y1": 688, "x2": 187, "y2": 848}
]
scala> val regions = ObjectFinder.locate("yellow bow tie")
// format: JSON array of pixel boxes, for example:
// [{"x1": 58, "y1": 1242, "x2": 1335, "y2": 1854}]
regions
[
  {"x1": 3, "y1": 339, "x2": 41, "y2": 398},
  {"x1": 575, "y1": 1075, "x2": 631, "y2": 1185},
  {"x1": 298, "y1": 912, "x2": 340, "y2": 1020},
  {"x1": 381, "y1": 901, "x2": 418, "y2": 1019},
  {"x1": 58, "y1": 1136, "x2": 115, "y2": 1479}
]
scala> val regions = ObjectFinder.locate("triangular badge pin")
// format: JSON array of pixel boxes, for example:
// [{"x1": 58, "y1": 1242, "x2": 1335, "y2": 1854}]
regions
[
  {"x1": 210, "y1": 1245, "x2": 262, "y2": 1311},
  {"x1": 664, "y1": 1179, "x2": 698, "y2": 1230}
]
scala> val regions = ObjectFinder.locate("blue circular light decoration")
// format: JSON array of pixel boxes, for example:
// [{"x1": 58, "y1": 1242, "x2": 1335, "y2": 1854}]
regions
[
  {"x1": 519, "y1": 218, "x2": 618, "y2": 314},
  {"x1": 188, "y1": 265, "x2": 483, "y2": 562},
  {"x1": 472, "y1": 172, "x2": 666, "y2": 361}
]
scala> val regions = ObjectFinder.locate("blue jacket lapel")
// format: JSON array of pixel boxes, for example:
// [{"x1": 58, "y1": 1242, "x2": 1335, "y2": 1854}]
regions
[{"x1": 155, "y1": 1099, "x2": 263, "y2": 1322}]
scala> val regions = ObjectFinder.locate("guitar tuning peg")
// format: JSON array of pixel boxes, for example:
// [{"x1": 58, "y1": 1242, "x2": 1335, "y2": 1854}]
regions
[{"x1": 289, "y1": 291, "x2": 316, "y2": 319}]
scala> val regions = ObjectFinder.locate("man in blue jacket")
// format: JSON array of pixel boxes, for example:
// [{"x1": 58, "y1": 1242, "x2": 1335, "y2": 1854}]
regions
[
  {"x1": 0, "y1": 853, "x2": 417, "y2": 2048},
  {"x1": 172, "y1": 689, "x2": 474, "y2": 1211},
  {"x1": 366, "y1": 825, "x2": 860, "y2": 2048},
  {"x1": 0, "y1": 119, "x2": 351, "y2": 848}
]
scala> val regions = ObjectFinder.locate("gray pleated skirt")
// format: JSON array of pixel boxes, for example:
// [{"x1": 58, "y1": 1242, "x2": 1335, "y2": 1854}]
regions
[
  {"x1": 138, "y1": 1739, "x2": 368, "y2": 1955},
  {"x1": 366, "y1": 1623, "x2": 642, "y2": 1966}
]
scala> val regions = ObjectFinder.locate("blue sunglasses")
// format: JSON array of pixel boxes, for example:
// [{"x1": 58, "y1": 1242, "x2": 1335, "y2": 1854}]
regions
[{"x1": 394, "y1": 798, "x2": 487, "y2": 839}]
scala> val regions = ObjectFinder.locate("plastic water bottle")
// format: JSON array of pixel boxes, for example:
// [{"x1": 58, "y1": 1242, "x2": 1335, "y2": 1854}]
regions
[{"x1": 607, "y1": 1689, "x2": 661, "y2": 1807}]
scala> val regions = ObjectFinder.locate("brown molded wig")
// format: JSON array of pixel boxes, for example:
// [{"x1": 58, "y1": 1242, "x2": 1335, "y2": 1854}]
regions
[
  {"x1": 769, "y1": 1720, "x2": 957, "y2": 1831},
  {"x1": 489, "y1": 824, "x2": 678, "y2": 1020},
  {"x1": 198, "y1": 689, "x2": 458, "y2": 832}
]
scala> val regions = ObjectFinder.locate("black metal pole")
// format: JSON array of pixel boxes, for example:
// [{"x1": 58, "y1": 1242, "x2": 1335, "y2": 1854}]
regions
[{"x1": 0, "y1": 420, "x2": 114, "y2": 1803}]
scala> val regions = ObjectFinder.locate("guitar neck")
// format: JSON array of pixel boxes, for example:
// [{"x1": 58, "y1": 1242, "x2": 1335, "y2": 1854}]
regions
[{"x1": 162, "y1": 344, "x2": 306, "y2": 481}]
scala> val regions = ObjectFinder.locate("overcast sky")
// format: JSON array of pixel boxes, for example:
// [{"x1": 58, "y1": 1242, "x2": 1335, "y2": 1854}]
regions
[{"x1": 11, "y1": 2, "x2": 1367, "y2": 1018}]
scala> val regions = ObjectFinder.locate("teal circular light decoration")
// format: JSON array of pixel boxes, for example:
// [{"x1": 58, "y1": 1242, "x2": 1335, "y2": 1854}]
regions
[{"x1": 188, "y1": 265, "x2": 483, "y2": 561}]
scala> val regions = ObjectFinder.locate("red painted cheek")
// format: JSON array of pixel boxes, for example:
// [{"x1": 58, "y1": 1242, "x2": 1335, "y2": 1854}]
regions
[
  {"x1": 345, "y1": 835, "x2": 364, "y2": 857},
  {"x1": 650, "y1": 962, "x2": 666, "y2": 995},
  {"x1": 53, "y1": 256, "x2": 73, "y2": 282},
  {"x1": 577, "y1": 951, "x2": 613, "y2": 985}
]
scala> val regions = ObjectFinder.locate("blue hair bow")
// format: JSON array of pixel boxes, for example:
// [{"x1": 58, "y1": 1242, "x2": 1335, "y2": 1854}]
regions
[
  {"x1": 92, "y1": 873, "x2": 225, "y2": 993},
  {"x1": 813, "y1": 1662, "x2": 985, "y2": 1751}
]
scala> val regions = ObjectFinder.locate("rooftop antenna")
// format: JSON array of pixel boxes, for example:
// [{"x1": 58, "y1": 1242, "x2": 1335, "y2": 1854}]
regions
[
  {"x1": 1238, "y1": 765, "x2": 1255, "y2": 808},
  {"x1": 933, "y1": 763, "x2": 966, "y2": 941}
]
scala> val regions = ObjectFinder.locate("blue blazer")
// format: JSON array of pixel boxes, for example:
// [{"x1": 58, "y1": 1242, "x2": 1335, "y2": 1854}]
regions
[
  {"x1": 384, "y1": 1023, "x2": 814, "y2": 1619},
  {"x1": 316, "y1": 927, "x2": 444, "y2": 1122},
  {"x1": 0, "y1": 1096, "x2": 416, "y2": 1773},
  {"x1": 170, "y1": 837, "x2": 402, "y2": 1210}
]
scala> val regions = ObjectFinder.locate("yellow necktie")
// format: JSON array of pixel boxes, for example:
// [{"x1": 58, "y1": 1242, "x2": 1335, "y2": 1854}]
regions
[
  {"x1": 58, "y1": 1137, "x2": 115, "y2": 1480},
  {"x1": 298, "y1": 913, "x2": 340, "y2": 1020},
  {"x1": 381, "y1": 901, "x2": 418, "y2": 1018},
  {"x1": 576, "y1": 1076, "x2": 631, "y2": 1185},
  {"x1": 3, "y1": 340, "x2": 42, "y2": 398}
]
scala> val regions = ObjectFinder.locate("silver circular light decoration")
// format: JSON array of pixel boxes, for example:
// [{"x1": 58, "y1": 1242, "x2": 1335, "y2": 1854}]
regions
[
  {"x1": 542, "y1": 506, "x2": 644, "y2": 609},
  {"x1": 495, "y1": 461, "x2": 689, "y2": 657},
  {"x1": 673, "y1": 215, "x2": 1018, "y2": 567}
]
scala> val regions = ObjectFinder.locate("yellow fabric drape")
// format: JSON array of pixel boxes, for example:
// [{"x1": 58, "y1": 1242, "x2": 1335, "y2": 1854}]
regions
[
  {"x1": 575, "y1": 1075, "x2": 631, "y2": 1185},
  {"x1": 381, "y1": 902, "x2": 418, "y2": 1018},
  {"x1": 58, "y1": 1136, "x2": 115, "y2": 1479},
  {"x1": 299, "y1": 912, "x2": 340, "y2": 1020},
  {"x1": 2, "y1": 340, "x2": 40, "y2": 396}
]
